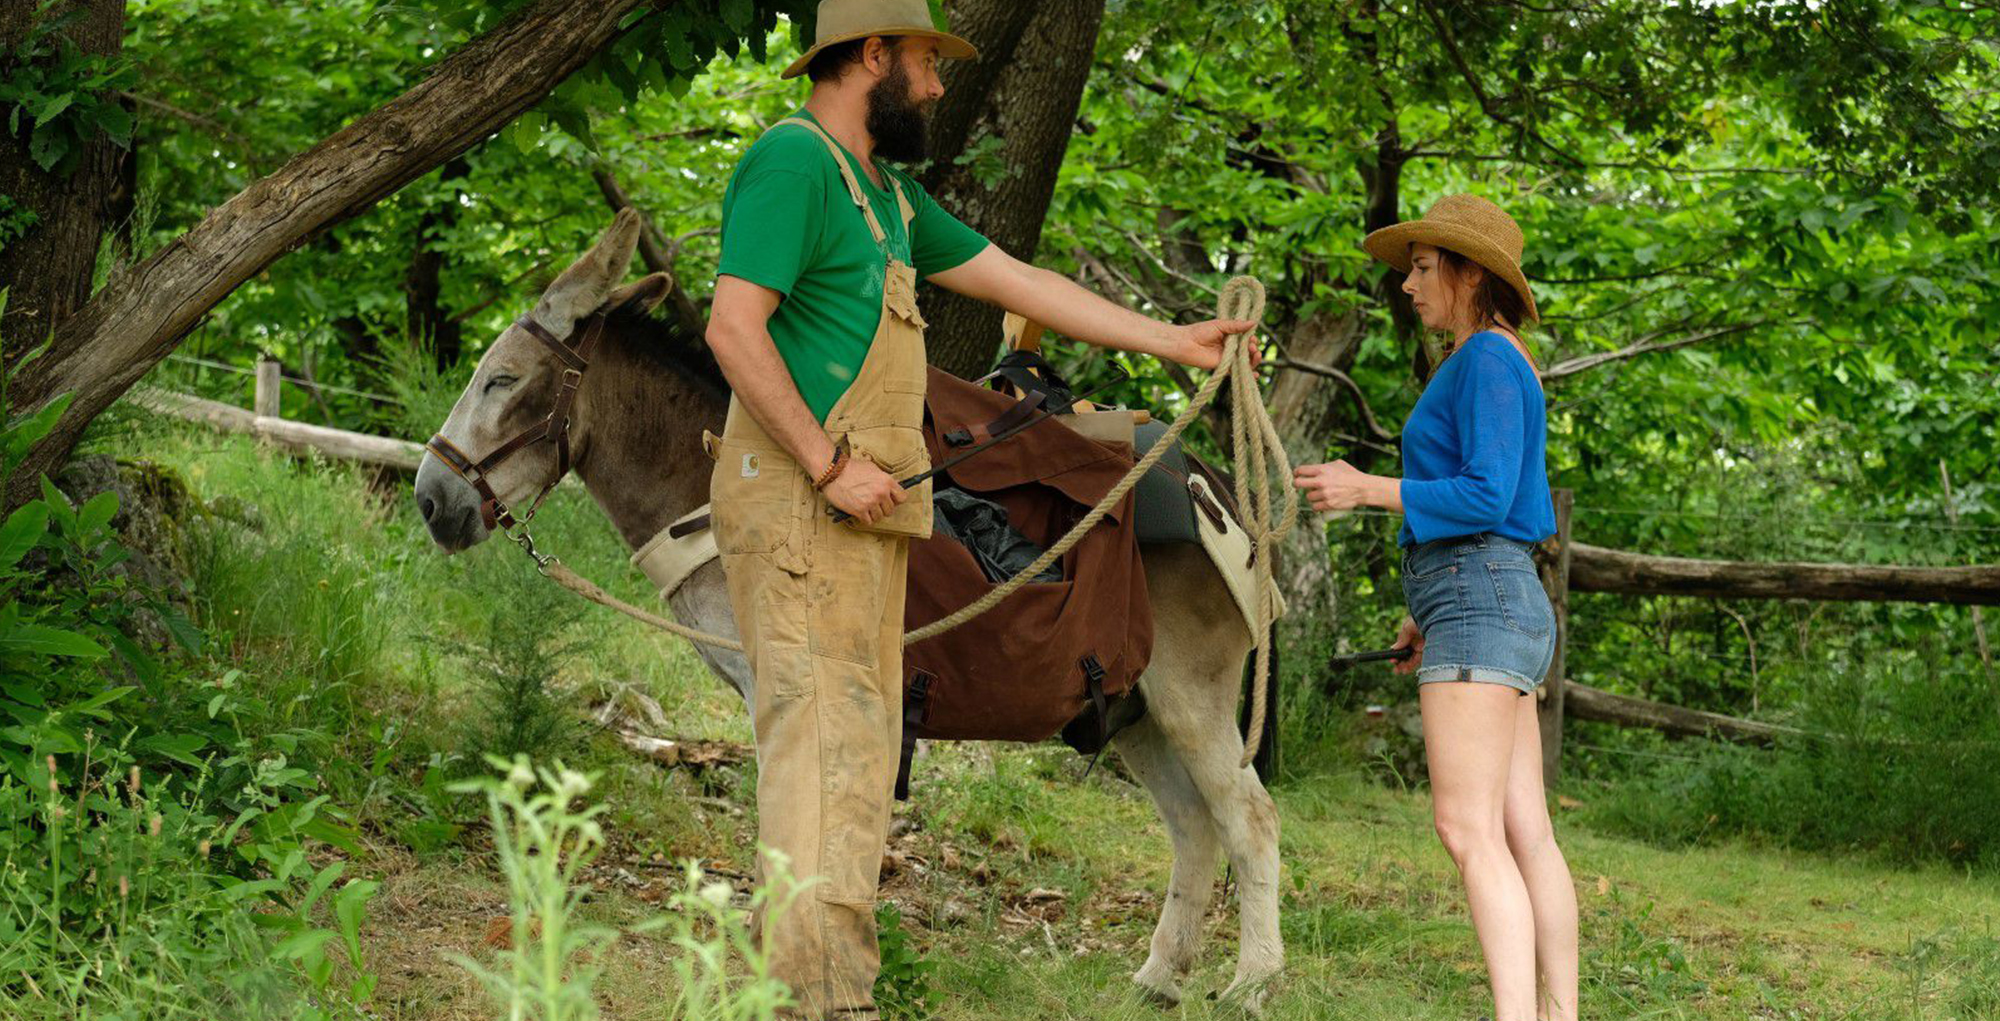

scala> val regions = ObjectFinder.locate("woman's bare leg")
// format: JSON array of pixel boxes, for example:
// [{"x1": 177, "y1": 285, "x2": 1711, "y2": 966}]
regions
[
  {"x1": 1422, "y1": 682, "x2": 1539, "y2": 1021},
  {"x1": 1503, "y1": 694, "x2": 1580, "y2": 1020}
]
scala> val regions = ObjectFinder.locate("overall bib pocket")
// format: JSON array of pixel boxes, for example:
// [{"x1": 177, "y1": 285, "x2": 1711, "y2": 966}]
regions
[{"x1": 878, "y1": 274, "x2": 929, "y2": 395}]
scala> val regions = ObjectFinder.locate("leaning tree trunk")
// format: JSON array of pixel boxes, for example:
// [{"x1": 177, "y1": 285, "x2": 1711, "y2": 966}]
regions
[
  {"x1": 917, "y1": 0, "x2": 1107, "y2": 380},
  {"x1": 0, "y1": 0, "x2": 127, "y2": 356},
  {"x1": 1270, "y1": 120, "x2": 1413, "y2": 637},
  {"x1": 4, "y1": 0, "x2": 651, "y2": 508}
]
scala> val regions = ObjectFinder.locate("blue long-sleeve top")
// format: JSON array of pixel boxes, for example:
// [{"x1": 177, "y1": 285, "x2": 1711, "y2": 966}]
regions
[{"x1": 1398, "y1": 331, "x2": 1556, "y2": 547}]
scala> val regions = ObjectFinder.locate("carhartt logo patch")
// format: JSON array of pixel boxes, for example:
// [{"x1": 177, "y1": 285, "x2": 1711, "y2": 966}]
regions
[{"x1": 741, "y1": 453, "x2": 760, "y2": 478}]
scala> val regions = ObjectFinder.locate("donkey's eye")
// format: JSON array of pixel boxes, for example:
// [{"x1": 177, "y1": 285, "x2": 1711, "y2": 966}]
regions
[{"x1": 483, "y1": 374, "x2": 518, "y2": 393}]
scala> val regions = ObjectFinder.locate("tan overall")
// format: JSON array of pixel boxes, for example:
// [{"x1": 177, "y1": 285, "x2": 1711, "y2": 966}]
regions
[{"x1": 706, "y1": 116, "x2": 934, "y2": 1020}]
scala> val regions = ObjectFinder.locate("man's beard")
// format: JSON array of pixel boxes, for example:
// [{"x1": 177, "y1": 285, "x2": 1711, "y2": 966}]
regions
[{"x1": 865, "y1": 59, "x2": 929, "y2": 163}]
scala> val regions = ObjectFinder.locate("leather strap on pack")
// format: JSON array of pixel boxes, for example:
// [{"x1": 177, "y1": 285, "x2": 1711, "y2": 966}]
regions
[
  {"x1": 1077, "y1": 654, "x2": 1112, "y2": 781},
  {"x1": 895, "y1": 670, "x2": 936, "y2": 801}
]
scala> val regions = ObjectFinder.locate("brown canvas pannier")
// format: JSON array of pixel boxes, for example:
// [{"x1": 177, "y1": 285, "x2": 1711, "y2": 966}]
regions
[{"x1": 897, "y1": 367, "x2": 1154, "y2": 795}]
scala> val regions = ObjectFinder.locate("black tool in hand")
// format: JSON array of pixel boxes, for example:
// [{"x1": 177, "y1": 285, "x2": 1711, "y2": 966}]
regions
[
  {"x1": 829, "y1": 368, "x2": 1130, "y2": 524},
  {"x1": 1326, "y1": 646, "x2": 1416, "y2": 671}
]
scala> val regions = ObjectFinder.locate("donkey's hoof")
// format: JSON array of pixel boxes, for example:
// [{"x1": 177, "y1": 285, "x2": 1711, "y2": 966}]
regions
[
  {"x1": 1216, "y1": 971, "x2": 1278, "y2": 1017},
  {"x1": 1131, "y1": 959, "x2": 1182, "y2": 1007}
]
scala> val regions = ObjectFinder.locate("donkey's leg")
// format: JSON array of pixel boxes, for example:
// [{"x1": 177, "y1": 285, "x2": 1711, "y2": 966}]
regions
[
  {"x1": 1114, "y1": 716, "x2": 1223, "y2": 1006},
  {"x1": 667, "y1": 558, "x2": 754, "y2": 706},
  {"x1": 1140, "y1": 546, "x2": 1285, "y2": 1012}
]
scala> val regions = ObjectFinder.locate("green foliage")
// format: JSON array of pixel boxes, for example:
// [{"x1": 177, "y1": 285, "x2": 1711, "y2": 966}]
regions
[
  {"x1": 1575, "y1": 652, "x2": 2000, "y2": 868},
  {"x1": 1583, "y1": 892, "x2": 1705, "y2": 1012},
  {"x1": 447, "y1": 558, "x2": 590, "y2": 767},
  {"x1": 0, "y1": 2, "x2": 136, "y2": 174},
  {"x1": 874, "y1": 900, "x2": 941, "y2": 1020},
  {"x1": 0, "y1": 397, "x2": 380, "y2": 1018},
  {"x1": 450, "y1": 757, "x2": 616, "y2": 1021},
  {"x1": 640, "y1": 855, "x2": 797, "y2": 1021},
  {"x1": 451, "y1": 756, "x2": 794, "y2": 1021}
]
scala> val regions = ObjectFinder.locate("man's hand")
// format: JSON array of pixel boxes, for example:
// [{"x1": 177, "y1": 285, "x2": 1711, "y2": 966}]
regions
[
  {"x1": 1391, "y1": 616, "x2": 1424, "y2": 675},
  {"x1": 1168, "y1": 319, "x2": 1263, "y2": 371},
  {"x1": 822, "y1": 456, "x2": 907, "y2": 526},
  {"x1": 1293, "y1": 459, "x2": 1383, "y2": 512}
]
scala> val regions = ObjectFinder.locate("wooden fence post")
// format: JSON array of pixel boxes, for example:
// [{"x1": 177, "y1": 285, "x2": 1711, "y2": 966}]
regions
[
  {"x1": 1536, "y1": 489, "x2": 1574, "y2": 785},
  {"x1": 1940, "y1": 461, "x2": 1994, "y2": 685},
  {"x1": 254, "y1": 357, "x2": 282, "y2": 420}
]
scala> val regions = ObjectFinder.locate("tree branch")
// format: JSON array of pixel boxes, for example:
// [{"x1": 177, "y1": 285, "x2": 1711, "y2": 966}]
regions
[
  {"x1": 1540, "y1": 322, "x2": 1768, "y2": 381},
  {"x1": 1268, "y1": 356, "x2": 1398, "y2": 444},
  {"x1": 1416, "y1": 0, "x2": 1583, "y2": 169},
  {"x1": 10, "y1": 0, "x2": 654, "y2": 503},
  {"x1": 591, "y1": 166, "x2": 707, "y2": 339}
]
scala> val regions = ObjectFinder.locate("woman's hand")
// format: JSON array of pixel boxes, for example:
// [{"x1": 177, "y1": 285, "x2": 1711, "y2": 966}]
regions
[
  {"x1": 1293, "y1": 459, "x2": 1382, "y2": 512},
  {"x1": 1390, "y1": 615, "x2": 1424, "y2": 675}
]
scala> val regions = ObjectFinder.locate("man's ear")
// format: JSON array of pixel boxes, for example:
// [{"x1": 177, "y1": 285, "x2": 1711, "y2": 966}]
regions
[{"x1": 863, "y1": 35, "x2": 894, "y2": 76}]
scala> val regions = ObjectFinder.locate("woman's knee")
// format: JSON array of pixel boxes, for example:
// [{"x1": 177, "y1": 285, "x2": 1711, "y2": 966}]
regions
[{"x1": 1432, "y1": 805, "x2": 1505, "y2": 860}]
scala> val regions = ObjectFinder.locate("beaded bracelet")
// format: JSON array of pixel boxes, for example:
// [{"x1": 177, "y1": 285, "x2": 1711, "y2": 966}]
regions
[{"x1": 812, "y1": 446, "x2": 849, "y2": 491}]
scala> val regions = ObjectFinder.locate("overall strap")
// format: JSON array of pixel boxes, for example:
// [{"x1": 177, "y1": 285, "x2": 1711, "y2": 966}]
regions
[
  {"x1": 774, "y1": 116, "x2": 888, "y2": 246},
  {"x1": 892, "y1": 175, "x2": 916, "y2": 234}
]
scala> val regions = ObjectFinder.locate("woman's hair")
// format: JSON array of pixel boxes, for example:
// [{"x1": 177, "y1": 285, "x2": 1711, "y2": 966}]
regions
[
  {"x1": 1414, "y1": 247, "x2": 1537, "y2": 379},
  {"x1": 1437, "y1": 248, "x2": 1531, "y2": 335}
]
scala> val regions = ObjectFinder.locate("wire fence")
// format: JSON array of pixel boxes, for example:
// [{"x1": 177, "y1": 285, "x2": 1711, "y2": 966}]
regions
[
  {"x1": 164, "y1": 353, "x2": 400, "y2": 404},
  {"x1": 155, "y1": 354, "x2": 1999, "y2": 537}
]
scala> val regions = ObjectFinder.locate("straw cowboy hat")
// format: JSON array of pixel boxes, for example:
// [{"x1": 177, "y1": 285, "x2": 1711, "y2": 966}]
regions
[
  {"x1": 1363, "y1": 194, "x2": 1539, "y2": 322},
  {"x1": 782, "y1": 0, "x2": 980, "y2": 80}
]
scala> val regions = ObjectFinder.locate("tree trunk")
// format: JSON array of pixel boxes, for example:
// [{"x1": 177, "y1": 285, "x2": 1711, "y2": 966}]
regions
[
  {"x1": 405, "y1": 157, "x2": 470, "y2": 368},
  {"x1": 917, "y1": 0, "x2": 1106, "y2": 380},
  {"x1": 1269, "y1": 120, "x2": 1407, "y2": 632},
  {"x1": 5, "y1": 0, "x2": 649, "y2": 506},
  {"x1": 0, "y1": 0, "x2": 127, "y2": 357}
]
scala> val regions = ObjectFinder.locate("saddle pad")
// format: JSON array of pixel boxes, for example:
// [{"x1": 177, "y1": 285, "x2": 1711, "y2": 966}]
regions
[
  {"x1": 631, "y1": 506, "x2": 719, "y2": 601},
  {"x1": 1191, "y1": 470, "x2": 1287, "y2": 634}
]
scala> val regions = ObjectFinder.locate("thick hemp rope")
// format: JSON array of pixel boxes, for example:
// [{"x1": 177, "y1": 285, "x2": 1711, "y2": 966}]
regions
[{"x1": 540, "y1": 275, "x2": 1296, "y2": 766}]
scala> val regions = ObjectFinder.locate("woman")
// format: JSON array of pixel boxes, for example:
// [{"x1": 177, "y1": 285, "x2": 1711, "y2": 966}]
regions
[{"x1": 1293, "y1": 194, "x2": 1579, "y2": 1021}]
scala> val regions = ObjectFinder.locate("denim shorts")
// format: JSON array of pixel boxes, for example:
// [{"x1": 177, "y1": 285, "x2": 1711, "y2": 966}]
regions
[{"x1": 1400, "y1": 533, "x2": 1557, "y2": 695}]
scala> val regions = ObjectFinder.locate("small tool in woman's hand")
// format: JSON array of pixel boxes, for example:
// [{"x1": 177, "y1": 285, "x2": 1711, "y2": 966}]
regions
[{"x1": 1326, "y1": 646, "x2": 1416, "y2": 671}]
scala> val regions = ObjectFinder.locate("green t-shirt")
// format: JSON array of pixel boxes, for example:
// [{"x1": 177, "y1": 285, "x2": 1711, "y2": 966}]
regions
[{"x1": 716, "y1": 109, "x2": 991, "y2": 422}]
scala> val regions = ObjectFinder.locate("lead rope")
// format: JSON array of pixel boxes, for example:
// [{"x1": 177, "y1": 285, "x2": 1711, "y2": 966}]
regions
[{"x1": 537, "y1": 276, "x2": 1295, "y2": 766}]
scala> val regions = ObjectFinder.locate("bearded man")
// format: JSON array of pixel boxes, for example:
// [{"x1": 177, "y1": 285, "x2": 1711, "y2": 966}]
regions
[{"x1": 704, "y1": 2, "x2": 1256, "y2": 1016}]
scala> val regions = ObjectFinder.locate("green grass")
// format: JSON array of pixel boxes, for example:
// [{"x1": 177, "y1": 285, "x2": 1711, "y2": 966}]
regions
[{"x1": 94, "y1": 413, "x2": 2000, "y2": 1020}]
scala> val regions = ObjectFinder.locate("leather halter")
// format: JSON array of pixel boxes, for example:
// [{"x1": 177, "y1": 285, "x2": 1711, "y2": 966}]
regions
[{"x1": 425, "y1": 311, "x2": 606, "y2": 534}]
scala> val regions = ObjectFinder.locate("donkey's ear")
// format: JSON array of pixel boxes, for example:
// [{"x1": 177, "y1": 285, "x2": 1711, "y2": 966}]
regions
[
  {"x1": 602, "y1": 273, "x2": 673, "y2": 318},
  {"x1": 532, "y1": 208, "x2": 644, "y2": 336}
]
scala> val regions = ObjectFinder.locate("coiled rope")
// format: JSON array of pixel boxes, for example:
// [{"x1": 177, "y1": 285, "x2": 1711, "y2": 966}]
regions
[{"x1": 542, "y1": 275, "x2": 1296, "y2": 767}]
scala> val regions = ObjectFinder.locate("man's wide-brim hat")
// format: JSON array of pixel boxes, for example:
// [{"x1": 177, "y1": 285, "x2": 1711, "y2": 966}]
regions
[
  {"x1": 1362, "y1": 193, "x2": 1539, "y2": 323},
  {"x1": 782, "y1": 0, "x2": 979, "y2": 80}
]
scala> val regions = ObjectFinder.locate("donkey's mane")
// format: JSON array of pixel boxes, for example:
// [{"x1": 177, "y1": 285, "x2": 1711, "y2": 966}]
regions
[{"x1": 598, "y1": 298, "x2": 729, "y2": 404}]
